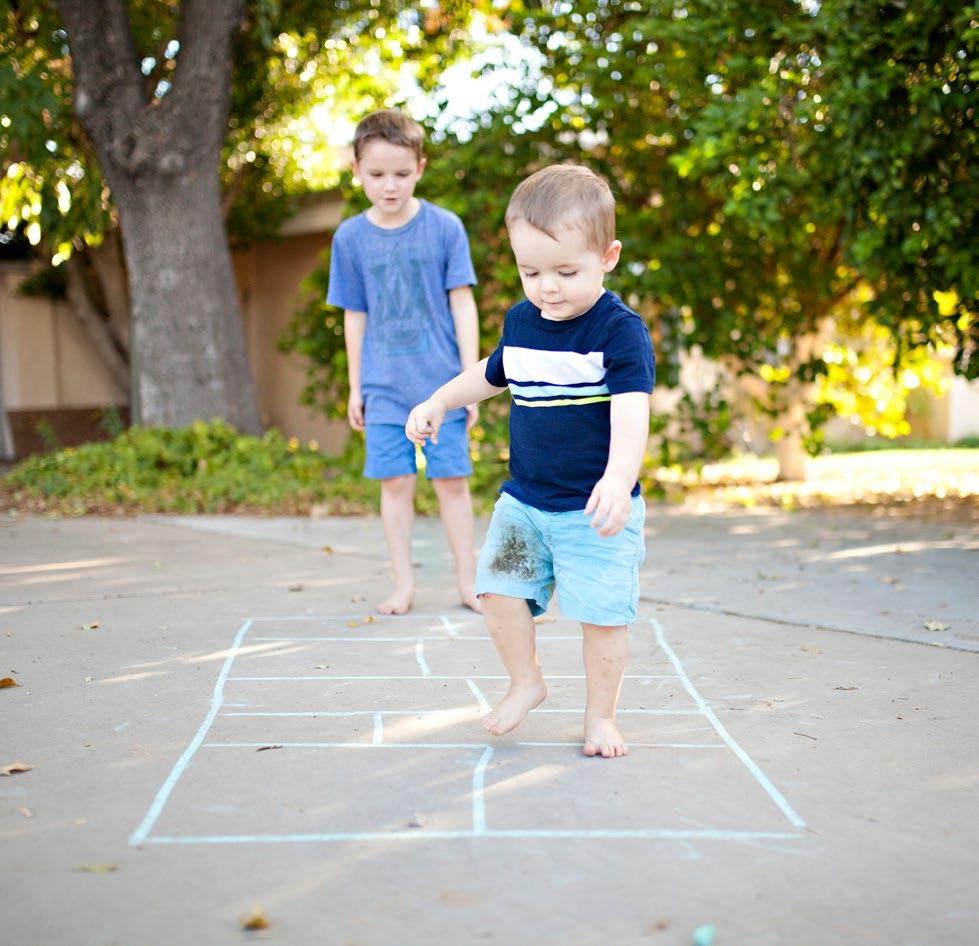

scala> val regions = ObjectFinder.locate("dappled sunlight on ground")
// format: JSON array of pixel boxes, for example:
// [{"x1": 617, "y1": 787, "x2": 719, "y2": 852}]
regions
[{"x1": 650, "y1": 449, "x2": 979, "y2": 511}]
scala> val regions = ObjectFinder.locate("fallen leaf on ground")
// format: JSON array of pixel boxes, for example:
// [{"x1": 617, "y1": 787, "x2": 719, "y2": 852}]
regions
[
  {"x1": 79, "y1": 622, "x2": 101, "y2": 631},
  {"x1": 287, "y1": 583, "x2": 304, "y2": 592},
  {"x1": 322, "y1": 545, "x2": 334, "y2": 554},
  {"x1": 17, "y1": 806, "x2": 32, "y2": 818},
  {"x1": 363, "y1": 615, "x2": 376, "y2": 624},
  {"x1": 647, "y1": 918, "x2": 671, "y2": 933},
  {"x1": 0, "y1": 677, "x2": 19, "y2": 688},
  {"x1": 242, "y1": 910, "x2": 269, "y2": 931},
  {"x1": 800, "y1": 645, "x2": 821, "y2": 655},
  {"x1": 834, "y1": 686, "x2": 858, "y2": 691},
  {"x1": 0, "y1": 762, "x2": 32, "y2": 776},
  {"x1": 78, "y1": 863, "x2": 117, "y2": 873},
  {"x1": 313, "y1": 664, "x2": 329, "y2": 670},
  {"x1": 256, "y1": 745, "x2": 282, "y2": 752},
  {"x1": 347, "y1": 619, "x2": 359, "y2": 628},
  {"x1": 924, "y1": 620, "x2": 950, "y2": 632}
]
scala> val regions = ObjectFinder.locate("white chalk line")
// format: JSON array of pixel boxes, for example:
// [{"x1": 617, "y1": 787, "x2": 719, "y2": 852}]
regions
[
  {"x1": 652, "y1": 617, "x2": 807, "y2": 830},
  {"x1": 472, "y1": 746, "x2": 493, "y2": 833},
  {"x1": 466, "y1": 679, "x2": 491, "y2": 714},
  {"x1": 222, "y1": 707, "x2": 701, "y2": 717},
  {"x1": 372, "y1": 713, "x2": 383, "y2": 745},
  {"x1": 227, "y1": 674, "x2": 676, "y2": 681},
  {"x1": 249, "y1": 635, "x2": 583, "y2": 642},
  {"x1": 144, "y1": 828, "x2": 803, "y2": 844},
  {"x1": 129, "y1": 618, "x2": 252, "y2": 847},
  {"x1": 202, "y1": 741, "x2": 724, "y2": 750},
  {"x1": 415, "y1": 639, "x2": 431, "y2": 676}
]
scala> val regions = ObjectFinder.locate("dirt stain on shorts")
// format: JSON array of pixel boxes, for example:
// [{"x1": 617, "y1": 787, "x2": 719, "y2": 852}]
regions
[{"x1": 489, "y1": 524, "x2": 539, "y2": 581}]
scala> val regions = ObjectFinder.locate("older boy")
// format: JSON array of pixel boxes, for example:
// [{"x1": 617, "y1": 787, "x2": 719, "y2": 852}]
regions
[
  {"x1": 328, "y1": 109, "x2": 481, "y2": 615},
  {"x1": 406, "y1": 164, "x2": 655, "y2": 758}
]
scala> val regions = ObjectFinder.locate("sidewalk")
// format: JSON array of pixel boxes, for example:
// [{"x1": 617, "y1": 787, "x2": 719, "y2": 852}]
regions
[{"x1": 1, "y1": 505, "x2": 977, "y2": 945}]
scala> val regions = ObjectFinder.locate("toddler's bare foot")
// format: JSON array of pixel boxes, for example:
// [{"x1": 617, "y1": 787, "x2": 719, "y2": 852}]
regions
[
  {"x1": 483, "y1": 677, "x2": 547, "y2": 736},
  {"x1": 376, "y1": 583, "x2": 415, "y2": 615},
  {"x1": 583, "y1": 715, "x2": 629, "y2": 759}
]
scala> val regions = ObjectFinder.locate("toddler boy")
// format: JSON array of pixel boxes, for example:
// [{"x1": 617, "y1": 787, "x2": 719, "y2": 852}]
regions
[{"x1": 406, "y1": 164, "x2": 654, "y2": 757}]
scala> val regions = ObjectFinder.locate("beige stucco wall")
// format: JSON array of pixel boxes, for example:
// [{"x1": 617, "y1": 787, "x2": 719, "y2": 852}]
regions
[
  {"x1": 234, "y1": 230, "x2": 348, "y2": 455},
  {"x1": 0, "y1": 264, "x2": 126, "y2": 411}
]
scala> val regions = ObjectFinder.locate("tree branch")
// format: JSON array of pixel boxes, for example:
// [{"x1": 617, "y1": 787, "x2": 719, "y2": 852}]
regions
[
  {"x1": 64, "y1": 254, "x2": 130, "y2": 396},
  {"x1": 55, "y1": 0, "x2": 144, "y2": 172}
]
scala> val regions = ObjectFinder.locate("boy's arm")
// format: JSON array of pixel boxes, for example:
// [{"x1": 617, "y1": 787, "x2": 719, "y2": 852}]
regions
[
  {"x1": 448, "y1": 285, "x2": 481, "y2": 431},
  {"x1": 406, "y1": 358, "x2": 504, "y2": 445},
  {"x1": 343, "y1": 309, "x2": 367, "y2": 432},
  {"x1": 584, "y1": 392, "x2": 650, "y2": 537}
]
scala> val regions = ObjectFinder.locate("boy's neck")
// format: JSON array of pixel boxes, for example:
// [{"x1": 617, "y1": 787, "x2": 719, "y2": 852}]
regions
[{"x1": 366, "y1": 196, "x2": 422, "y2": 230}]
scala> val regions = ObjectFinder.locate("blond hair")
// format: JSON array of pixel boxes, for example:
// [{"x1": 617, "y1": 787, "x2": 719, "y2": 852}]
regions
[
  {"x1": 353, "y1": 109, "x2": 425, "y2": 161},
  {"x1": 505, "y1": 164, "x2": 616, "y2": 253}
]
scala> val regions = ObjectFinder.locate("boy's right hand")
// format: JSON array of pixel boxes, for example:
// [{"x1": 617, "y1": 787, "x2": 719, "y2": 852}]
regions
[
  {"x1": 405, "y1": 397, "x2": 447, "y2": 445},
  {"x1": 347, "y1": 391, "x2": 365, "y2": 432}
]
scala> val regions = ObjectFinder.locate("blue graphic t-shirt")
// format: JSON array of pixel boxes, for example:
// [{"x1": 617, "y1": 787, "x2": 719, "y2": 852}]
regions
[
  {"x1": 485, "y1": 290, "x2": 655, "y2": 512},
  {"x1": 327, "y1": 200, "x2": 477, "y2": 424}
]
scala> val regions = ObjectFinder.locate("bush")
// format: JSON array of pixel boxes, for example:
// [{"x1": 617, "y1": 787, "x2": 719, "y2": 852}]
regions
[
  {"x1": 0, "y1": 417, "x2": 512, "y2": 517},
  {"x1": 1, "y1": 420, "x2": 343, "y2": 515}
]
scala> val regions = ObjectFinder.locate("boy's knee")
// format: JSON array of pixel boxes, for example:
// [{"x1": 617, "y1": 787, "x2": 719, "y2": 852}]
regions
[
  {"x1": 381, "y1": 474, "x2": 416, "y2": 495},
  {"x1": 433, "y1": 476, "x2": 469, "y2": 497}
]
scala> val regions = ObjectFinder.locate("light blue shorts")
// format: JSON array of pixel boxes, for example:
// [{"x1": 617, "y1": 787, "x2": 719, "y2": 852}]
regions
[
  {"x1": 364, "y1": 420, "x2": 472, "y2": 480},
  {"x1": 475, "y1": 491, "x2": 647, "y2": 627}
]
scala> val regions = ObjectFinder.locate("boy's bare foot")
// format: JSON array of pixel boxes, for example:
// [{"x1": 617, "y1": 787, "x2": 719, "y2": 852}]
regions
[
  {"x1": 483, "y1": 677, "x2": 547, "y2": 736},
  {"x1": 376, "y1": 584, "x2": 415, "y2": 615},
  {"x1": 583, "y1": 715, "x2": 629, "y2": 759}
]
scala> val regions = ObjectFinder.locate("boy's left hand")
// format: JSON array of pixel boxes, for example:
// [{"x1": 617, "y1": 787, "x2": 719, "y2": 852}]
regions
[{"x1": 584, "y1": 475, "x2": 633, "y2": 537}]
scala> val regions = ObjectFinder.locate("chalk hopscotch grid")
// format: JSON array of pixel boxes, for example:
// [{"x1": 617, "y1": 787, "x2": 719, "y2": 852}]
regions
[{"x1": 130, "y1": 613, "x2": 806, "y2": 846}]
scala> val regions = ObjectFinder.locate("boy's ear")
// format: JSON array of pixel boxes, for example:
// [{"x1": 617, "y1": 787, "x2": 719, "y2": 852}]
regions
[
  {"x1": 351, "y1": 159, "x2": 361, "y2": 185},
  {"x1": 603, "y1": 240, "x2": 623, "y2": 272},
  {"x1": 416, "y1": 156, "x2": 427, "y2": 177}
]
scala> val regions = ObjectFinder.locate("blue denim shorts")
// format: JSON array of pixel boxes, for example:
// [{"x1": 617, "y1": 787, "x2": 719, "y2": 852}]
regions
[
  {"x1": 475, "y1": 491, "x2": 647, "y2": 627},
  {"x1": 364, "y1": 419, "x2": 472, "y2": 480}
]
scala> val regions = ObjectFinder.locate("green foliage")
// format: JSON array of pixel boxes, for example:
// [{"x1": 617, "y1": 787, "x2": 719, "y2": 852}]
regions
[
  {"x1": 2, "y1": 420, "x2": 340, "y2": 515},
  {"x1": 1, "y1": 2, "x2": 485, "y2": 255},
  {"x1": 0, "y1": 416, "x2": 511, "y2": 516}
]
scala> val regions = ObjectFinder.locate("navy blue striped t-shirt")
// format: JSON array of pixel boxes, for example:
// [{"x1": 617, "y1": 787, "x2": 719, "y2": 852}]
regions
[{"x1": 484, "y1": 289, "x2": 655, "y2": 512}]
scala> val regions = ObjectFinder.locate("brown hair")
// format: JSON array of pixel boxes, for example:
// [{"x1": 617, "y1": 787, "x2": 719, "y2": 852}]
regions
[
  {"x1": 505, "y1": 164, "x2": 616, "y2": 252},
  {"x1": 353, "y1": 109, "x2": 425, "y2": 161}
]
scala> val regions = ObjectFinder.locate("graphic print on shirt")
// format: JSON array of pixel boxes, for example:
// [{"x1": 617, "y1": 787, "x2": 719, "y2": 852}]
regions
[
  {"x1": 503, "y1": 346, "x2": 610, "y2": 407},
  {"x1": 367, "y1": 242, "x2": 432, "y2": 357}
]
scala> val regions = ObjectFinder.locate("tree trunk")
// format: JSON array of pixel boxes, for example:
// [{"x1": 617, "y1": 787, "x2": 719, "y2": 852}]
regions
[
  {"x1": 64, "y1": 254, "x2": 129, "y2": 396},
  {"x1": 56, "y1": 0, "x2": 262, "y2": 434}
]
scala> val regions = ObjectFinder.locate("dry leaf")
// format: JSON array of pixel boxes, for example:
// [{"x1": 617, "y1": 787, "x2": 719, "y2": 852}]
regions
[
  {"x1": 0, "y1": 677, "x2": 19, "y2": 688},
  {"x1": 800, "y1": 645, "x2": 821, "y2": 655},
  {"x1": 322, "y1": 545, "x2": 334, "y2": 554},
  {"x1": 363, "y1": 615, "x2": 376, "y2": 624},
  {"x1": 78, "y1": 863, "x2": 117, "y2": 873},
  {"x1": 347, "y1": 619, "x2": 359, "y2": 628},
  {"x1": 834, "y1": 686, "x2": 858, "y2": 691},
  {"x1": 313, "y1": 664, "x2": 329, "y2": 670},
  {"x1": 17, "y1": 806, "x2": 32, "y2": 818},
  {"x1": 242, "y1": 910, "x2": 270, "y2": 931},
  {"x1": 924, "y1": 620, "x2": 950, "y2": 632},
  {"x1": 79, "y1": 621, "x2": 101, "y2": 631},
  {"x1": 256, "y1": 745, "x2": 282, "y2": 752},
  {"x1": 287, "y1": 583, "x2": 304, "y2": 592},
  {"x1": 0, "y1": 761, "x2": 32, "y2": 776}
]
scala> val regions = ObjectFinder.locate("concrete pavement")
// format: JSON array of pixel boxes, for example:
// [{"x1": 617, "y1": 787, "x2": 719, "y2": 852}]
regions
[{"x1": 1, "y1": 505, "x2": 977, "y2": 945}]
